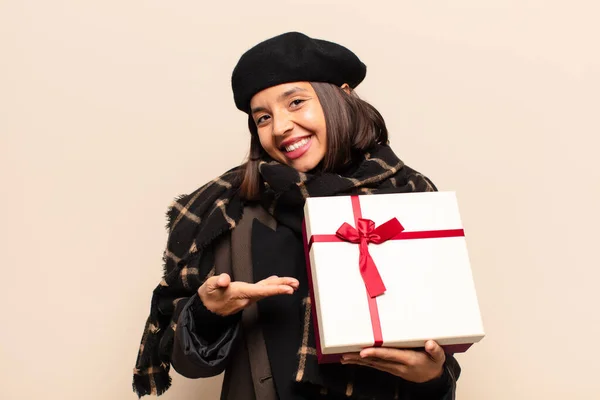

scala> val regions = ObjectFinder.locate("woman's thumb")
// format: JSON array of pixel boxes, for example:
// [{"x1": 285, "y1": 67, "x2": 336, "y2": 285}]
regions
[
  {"x1": 425, "y1": 340, "x2": 445, "y2": 362},
  {"x1": 215, "y1": 273, "x2": 231, "y2": 288}
]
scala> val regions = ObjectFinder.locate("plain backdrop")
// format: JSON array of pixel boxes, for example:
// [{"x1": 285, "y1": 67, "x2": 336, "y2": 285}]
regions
[{"x1": 1, "y1": 1, "x2": 599, "y2": 399}]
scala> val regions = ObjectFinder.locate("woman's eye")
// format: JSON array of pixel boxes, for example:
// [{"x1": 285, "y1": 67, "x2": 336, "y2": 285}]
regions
[
  {"x1": 256, "y1": 115, "x2": 270, "y2": 125},
  {"x1": 290, "y1": 99, "x2": 304, "y2": 107}
]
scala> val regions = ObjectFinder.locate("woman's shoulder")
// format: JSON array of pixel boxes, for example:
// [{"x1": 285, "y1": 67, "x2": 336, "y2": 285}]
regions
[
  {"x1": 399, "y1": 163, "x2": 438, "y2": 193},
  {"x1": 174, "y1": 165, "x2": 244, "y2": 204},
  {"x1": 165, "y1": 165, "x2": 245, "y2": 232}
]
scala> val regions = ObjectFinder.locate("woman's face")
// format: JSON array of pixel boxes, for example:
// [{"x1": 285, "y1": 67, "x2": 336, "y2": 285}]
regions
[{"x1": 250, "y1": 82, "x2": 327, "y2": 173}]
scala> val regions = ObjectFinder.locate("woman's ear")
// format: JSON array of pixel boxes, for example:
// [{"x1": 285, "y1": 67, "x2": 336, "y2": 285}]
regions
[{"x1": 340, "y1": 83, "x2": 352, "y2": 95}]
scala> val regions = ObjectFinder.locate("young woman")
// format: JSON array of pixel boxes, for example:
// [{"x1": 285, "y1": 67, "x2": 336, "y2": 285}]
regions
[{"x1": 133, "y1": 32, "x2": 461, "y2": 400}]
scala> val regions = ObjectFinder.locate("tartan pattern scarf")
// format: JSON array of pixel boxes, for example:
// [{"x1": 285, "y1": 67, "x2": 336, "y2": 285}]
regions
[{"x1": 132, "y1": 144, "x2": 437, "y2": 398}]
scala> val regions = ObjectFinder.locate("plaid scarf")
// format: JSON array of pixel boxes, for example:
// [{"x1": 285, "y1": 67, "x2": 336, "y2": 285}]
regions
[{"x1": 132, "y1": 144, "x2": 437, "y2": 398}]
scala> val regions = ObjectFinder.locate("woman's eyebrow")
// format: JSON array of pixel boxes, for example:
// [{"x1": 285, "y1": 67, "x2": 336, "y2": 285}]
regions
[
  {"x1": 278, "y1": 86, "x2": 309, "y2": 102},
  {"x1": 251, "y1": 106, "x2": 267, "y2": 115}
]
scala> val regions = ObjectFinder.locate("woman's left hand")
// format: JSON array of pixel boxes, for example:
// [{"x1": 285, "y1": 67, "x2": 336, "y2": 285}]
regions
[{"x1": 340, "y1": 340, "x2": 446, "y2": 383}]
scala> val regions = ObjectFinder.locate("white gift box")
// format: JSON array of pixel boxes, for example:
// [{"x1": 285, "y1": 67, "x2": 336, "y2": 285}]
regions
[{"x1": 302, "y1": 192, "x2": 485, "y2": 362}]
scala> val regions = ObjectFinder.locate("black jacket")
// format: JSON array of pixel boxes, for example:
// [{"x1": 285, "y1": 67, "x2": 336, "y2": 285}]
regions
[{"x1": 171, "y1": 204, "x2": 460, "y2": 400}]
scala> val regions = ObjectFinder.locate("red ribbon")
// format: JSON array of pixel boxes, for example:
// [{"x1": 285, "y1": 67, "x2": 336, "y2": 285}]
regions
[
  {"x1": 335, "y1": 216, "x2": 404, "y2": 298},
  {"x1": 306, "y1": 195, "x2": 466, "y2": 349}
]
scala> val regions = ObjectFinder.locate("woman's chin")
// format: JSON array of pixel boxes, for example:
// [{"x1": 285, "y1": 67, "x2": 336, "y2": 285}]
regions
[
  {"x1": 275, "y1": 150, "x2": 325, "y2": 173},
  {"x1": 289, "y1": 159, "x2": 322, "y2": 173}
]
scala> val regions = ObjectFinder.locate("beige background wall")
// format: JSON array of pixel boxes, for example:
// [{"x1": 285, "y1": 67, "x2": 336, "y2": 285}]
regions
[{"x1": 2, "y1": 1, "x2": 599, "y2": 399}]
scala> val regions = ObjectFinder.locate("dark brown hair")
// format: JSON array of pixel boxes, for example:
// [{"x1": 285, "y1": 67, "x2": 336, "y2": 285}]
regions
[{"x1": 239, "y1": 82, "x2": 389, "y2": 200}]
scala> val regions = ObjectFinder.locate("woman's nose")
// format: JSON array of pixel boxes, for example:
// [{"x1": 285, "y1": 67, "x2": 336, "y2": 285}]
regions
[{"x1": 272, "y1": 113, "x2": 294, "y2": 137}]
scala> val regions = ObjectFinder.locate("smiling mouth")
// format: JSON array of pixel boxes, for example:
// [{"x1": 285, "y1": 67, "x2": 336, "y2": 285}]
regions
[
  {"x1": 282, "y1": 137, "x2": 311, "y2": 153},
  {"x1": 280, "y1": 135, "x2": 313, "y2": 160}
]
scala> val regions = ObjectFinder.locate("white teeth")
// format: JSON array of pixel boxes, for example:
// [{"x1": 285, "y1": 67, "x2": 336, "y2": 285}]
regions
[{"x1": 284, "y1": 137, "x2": 310, "y2": 152}]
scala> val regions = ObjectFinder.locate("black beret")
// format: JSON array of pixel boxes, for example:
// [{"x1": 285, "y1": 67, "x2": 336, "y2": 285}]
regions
[{"x1": 231, "y1": 32, "x2": 367, "y2": 113}]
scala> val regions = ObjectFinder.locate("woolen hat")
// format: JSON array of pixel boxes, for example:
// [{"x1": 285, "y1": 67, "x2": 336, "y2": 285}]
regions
[{"x1": 231, "y1": 32, "x2": 367, "y2": 113}]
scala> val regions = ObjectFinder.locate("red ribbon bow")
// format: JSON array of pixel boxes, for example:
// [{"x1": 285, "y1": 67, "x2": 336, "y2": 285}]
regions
[{"x1": 335, "y1": 217, "x2": 405, "y2": 298}]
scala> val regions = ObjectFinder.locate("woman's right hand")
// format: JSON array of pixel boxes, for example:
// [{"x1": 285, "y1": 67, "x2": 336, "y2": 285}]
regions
[{"x1": 198, "y1": 273, "x2": 299, "y2": 316}]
